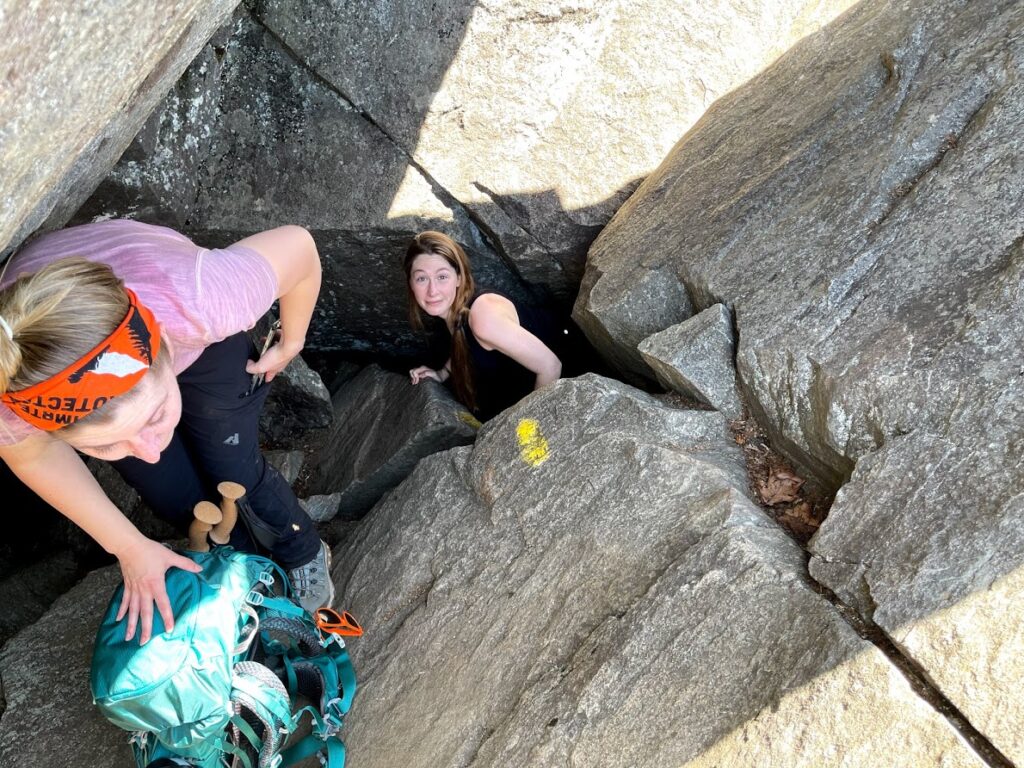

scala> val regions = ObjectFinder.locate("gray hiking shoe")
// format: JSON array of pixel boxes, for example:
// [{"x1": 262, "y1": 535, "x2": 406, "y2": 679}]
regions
[{"x1": 287, "y1": 540, "x2": 335, "y2": 614}]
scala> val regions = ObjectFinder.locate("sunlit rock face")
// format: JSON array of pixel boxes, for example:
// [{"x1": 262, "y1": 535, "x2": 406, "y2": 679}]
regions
[
  {"x1": 638, "y1": 303, "x2": 743, "y2": 419},
  {"x1": 328, "y1": 376, "x2": 985, "y2": 768},
  {"x1": 573, "y1": 0, "x2": 1024, "y2": 489},
  {"x1": 247, "y1": 0, "x2": 855, "y2": 298},
  {"x1": 0, "y1": 0, "x2": 239, "y2": 258},
  {"x1": 74, "y1": 10, "x2": 529, "y2": 358},
  {"x1": 572, "y1": 0, "x2": 1024, "y2": 758},
  {"x1": 0, "y1": 377, "x2": 988, "y2": 766},
  {"x1": 75, "y1": 0, "x2": 853, "y2": 356},
  {"x1": 809, "y1": 389, "x2": 1024, "y2": 763}
]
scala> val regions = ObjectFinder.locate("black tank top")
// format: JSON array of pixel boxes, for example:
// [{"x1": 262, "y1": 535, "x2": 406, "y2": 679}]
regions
[{"x1": 459, "y1": 292, "x2": 561, "y2": 421}]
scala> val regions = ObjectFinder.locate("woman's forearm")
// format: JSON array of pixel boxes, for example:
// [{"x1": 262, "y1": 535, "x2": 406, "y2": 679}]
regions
[
  {"x1": 238, "y1": 225, "x2": 323, "y2": 356},
  {"x1": 534, "y1": 357, "x2": 562, "y2": 389},
  {"x1": 277, "y1": 243, "x2": 321, "y2": 355}
]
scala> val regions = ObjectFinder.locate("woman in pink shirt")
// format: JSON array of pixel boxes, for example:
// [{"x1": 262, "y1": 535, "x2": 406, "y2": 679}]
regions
[{"x1": 0, "y1": 220, "x2": 332, "y2": 643}]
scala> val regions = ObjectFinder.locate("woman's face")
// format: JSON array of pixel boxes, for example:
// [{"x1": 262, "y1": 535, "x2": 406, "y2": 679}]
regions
[
  {"x1": 409, "y1": 253, "x2": 461, "y2": 319},
  {"x1": 63, "y1": 362, "x2": 183, "y2": 464}
]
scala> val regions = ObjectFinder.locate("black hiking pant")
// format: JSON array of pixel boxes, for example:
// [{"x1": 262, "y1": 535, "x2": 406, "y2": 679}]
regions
[{"x1": 111, "y1": 331, "x2": 319, "y2": 570}]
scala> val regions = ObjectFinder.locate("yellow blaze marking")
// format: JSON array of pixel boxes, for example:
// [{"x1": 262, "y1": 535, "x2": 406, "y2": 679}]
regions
[{"x1": 516, "y1": 418, "x2": 550, "y2": 467}]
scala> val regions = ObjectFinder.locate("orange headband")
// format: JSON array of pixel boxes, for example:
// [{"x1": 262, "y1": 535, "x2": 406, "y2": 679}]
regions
[{"x1": 1, "y1": 288, "x2": 161, "y2": 431}]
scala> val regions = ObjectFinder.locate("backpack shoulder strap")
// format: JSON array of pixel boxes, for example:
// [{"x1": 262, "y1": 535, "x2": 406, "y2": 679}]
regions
[
  {"x1": 226, "y1": 661, "x2": 296, "y2": 768},
  {"x1": 278, "y1": 733, "x2": 346, "y2": 768}
]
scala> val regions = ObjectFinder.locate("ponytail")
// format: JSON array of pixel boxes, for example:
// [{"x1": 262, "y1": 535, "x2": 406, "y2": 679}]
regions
[{"x1": 0, "y1": 257, "x2": 128, "y2": 394}]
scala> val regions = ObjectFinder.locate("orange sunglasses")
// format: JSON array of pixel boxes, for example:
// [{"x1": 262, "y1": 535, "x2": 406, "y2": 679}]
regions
[{"x1": 314, "y1": 607, "x2": 363, "y2": 637}]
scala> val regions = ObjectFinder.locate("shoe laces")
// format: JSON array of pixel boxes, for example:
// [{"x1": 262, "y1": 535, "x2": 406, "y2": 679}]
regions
[{"x1": 289, "y1": 552, "x2": 326, "y2": 597}]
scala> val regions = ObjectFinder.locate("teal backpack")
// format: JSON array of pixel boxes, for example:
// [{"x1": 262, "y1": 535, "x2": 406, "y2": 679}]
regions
[{"x1": 90, "y1": 547, "x2": 358, "y2": 768}]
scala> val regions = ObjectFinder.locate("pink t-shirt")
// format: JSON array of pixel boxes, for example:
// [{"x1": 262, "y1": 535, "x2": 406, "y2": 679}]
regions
[{"x1": 0, "y1": 219, "x2": 278, "y2": 446}]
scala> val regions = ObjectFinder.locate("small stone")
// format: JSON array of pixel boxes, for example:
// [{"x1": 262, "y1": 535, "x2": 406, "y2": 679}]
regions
[{"x1": 638, "y1": 304, "x2": 742, "y2": 419}]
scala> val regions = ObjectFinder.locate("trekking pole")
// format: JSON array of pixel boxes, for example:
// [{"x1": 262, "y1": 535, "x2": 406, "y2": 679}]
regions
[
  {"x1": 188, "y1": 501, "x2": 223, "y2": 552},
  {"x1": 210, "y1": 481, "x2": 245, "y2": 545}
]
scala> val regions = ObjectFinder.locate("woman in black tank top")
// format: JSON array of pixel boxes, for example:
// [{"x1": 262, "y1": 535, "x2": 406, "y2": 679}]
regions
[{"x1": 403, "y1": 231, "x2": 562, "y2": 420}]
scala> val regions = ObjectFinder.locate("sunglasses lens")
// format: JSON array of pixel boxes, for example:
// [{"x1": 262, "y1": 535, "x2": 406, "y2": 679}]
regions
[{"x1": 313, "y1": 607, "x2": 363, "y2": 636}]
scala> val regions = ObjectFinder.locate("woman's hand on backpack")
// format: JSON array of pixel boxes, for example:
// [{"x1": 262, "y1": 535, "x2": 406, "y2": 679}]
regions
[{"x1": 115, "y1": 537, "x2": 203, "y2": 644}]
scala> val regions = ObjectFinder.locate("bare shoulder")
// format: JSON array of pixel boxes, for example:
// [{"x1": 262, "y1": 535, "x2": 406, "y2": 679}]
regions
[
  {"x1": 468, "y1": 294, "x2": 520, "y2": 347},
  {"x1": 469, "y1": 293, "x2": 517, "y2": 324}
]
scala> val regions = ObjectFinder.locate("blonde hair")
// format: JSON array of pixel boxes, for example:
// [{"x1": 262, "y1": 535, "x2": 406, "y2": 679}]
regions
[
  {"x1": 0, "y1": 257, "x2": 163, "y2": 429},
  {"x1": 403, "y1": 231, "x2": 478, "y2": 411}
]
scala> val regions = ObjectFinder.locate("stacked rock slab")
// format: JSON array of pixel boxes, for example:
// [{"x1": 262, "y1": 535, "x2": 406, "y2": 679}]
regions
[
  {"x1": 74, "y1": 9, "x2": 527, "y2": 359},
  {"x1": 573, "y1": 0, "x2": 1024, "y2": 760},
  {"x1": 574, "y1": 0, "x2": 1023, "y2": 487},
  {"x1": 305, "y1": 364, "x2": 478, "y2": 519},
  {"x1": 0, "y1": 377, "x2": 989, "y2": 765},
  {"x1": 809, "y1": 385, "x2": 1024, "y2": 762},
  {"x1": 248, "y1": 0, "x2": 856, "y2": 298},
  {"x1": 0, "y1": 0, "x2": 240, "y2": 257},
  {"x1": 329, "y1": 376, "x2": 982, "y2": 767}
]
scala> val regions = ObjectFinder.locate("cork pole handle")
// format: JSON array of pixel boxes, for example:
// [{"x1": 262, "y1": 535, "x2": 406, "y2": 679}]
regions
[
  {"x1": 188, "y1": 501, "x2": 223, "y2": 552},
  {"x1": 210, "y1": 481, "x2": 246, "y2": 545}
]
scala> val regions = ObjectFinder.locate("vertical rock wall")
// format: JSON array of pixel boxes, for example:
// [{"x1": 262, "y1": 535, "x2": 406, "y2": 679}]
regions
[
  {"x1": 0, "y1": 1, "x2": 240, "y2": 257},
  {"x1": 249, "y1": 0, "x2": 858, "y2": 297},
  {"x1": 75, "y1": 0, "x2": 856, "y2": 357},
  {"x1": 571, "y1": 0, "x2": 1024, "y2": 759}
]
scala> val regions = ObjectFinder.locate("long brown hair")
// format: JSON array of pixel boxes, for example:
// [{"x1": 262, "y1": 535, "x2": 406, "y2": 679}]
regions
[{"x1": 403, "y1": 231, "x2": 478, "y2": 411}]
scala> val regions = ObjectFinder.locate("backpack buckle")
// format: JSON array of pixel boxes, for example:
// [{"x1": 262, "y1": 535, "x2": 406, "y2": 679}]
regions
[
  {"x1": 128, "y1": 731, "x2": 150, "y2": 751},
  {"x1": 246, "y1": 590, "x2": 265, "y2": 607},
  {"x1": 323, "y1": 697, "x2": 345, "y2": 733},
  {"x1": 318, "y1": 632, "x2": 346, "y2": 650},
  {"x1": 258, "y1": 570, "x2": 275, "y2": 587}
]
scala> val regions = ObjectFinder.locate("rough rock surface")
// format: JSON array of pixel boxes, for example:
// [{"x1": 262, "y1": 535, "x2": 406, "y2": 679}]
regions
[
  {"x1": 572, "y1": 0, "x2": 1024, "y2": 759},
  {"x1": 0, "y1": 377, "x2": 990, "y2": 766},
  {"x1": 638, "y1": 303, "x2": 742, "y2": 418},
  {"x1": 329, "y1": 375, "x2": 983, "y2": 767},
  {"x1": 326, "y1": 361, "x2": 363, "y2": 396},
  {"x1": 809, "y1": 385, "x2": 1024, "y2": 763},
  {"x1": 0, "y1": 553, "x2": 79, "y2": 650},
  {"x1": 299, "y1": 493, "x2": 344, "y2": 523},
  {"x1": 74, "y1": 10, "x2": 530, "y2": 358},
  {"x1": 259, "y1": 352, "x2": 333, "y2": 449},
  {"x1": 249, "y1": 0, "x2": 856, "y2": 298},
  {"x1": 0, "y1": 0, "x2": 240, "y2": 257},
  {"x1": 265, "y1": 450, "x2": 305, "y2": 486},
  {"x1": 573, "y1": 0, "x2": 1024, "y2": 489},
  {"x1": 306, "y1": 365, "x2": 478, "y2": 519},
  {"x1": 0, "y1": 567, "x2": 127, "y2": 767}
]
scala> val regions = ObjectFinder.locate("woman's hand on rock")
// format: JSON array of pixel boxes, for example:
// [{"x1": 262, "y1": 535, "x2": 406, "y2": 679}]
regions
[{"x1": 409, "y1": 365, "x2": 442, "y2": 384}]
